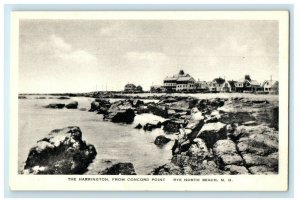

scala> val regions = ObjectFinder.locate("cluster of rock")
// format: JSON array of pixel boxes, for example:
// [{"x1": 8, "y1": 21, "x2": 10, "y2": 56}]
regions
[
  {"x1": 22, "y1": 95, "x2": 279, "y2": 176},
  {"x1": 149, "y1": 97, "x2": 279, "y2": 175},
  {"x1": 89, "y1": 99, "x2": 138, "y2": 124},
  {"x1": 45, "y1": 101, "x2": 78, "y2": 109},
  {"x1": 22, "y1": 126, "x2": 97, "y2": 174}
]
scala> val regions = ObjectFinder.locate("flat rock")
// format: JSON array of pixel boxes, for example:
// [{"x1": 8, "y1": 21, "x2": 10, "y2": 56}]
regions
[
  {"x1": 242, "y1": 153, "x2": 278, "y2": 170},
  {"x1": 237, "y1": 125, "x2": 278, "y2": 156},
  {"x1": 197, "y1": 122, "x2": 227, "y2": 148},
  {"x1": 213, "y1": 140, "x2": 237, "y2": 156}
]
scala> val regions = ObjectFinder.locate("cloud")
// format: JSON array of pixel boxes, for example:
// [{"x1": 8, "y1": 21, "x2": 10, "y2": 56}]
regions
[
  {"x1": 50, "y1": 34, "x2": 72, "y2": 52},
  {"x1": 19, "y1": 34, "x2": 104, "y2": 93},
  {"x1": 47, "y1": 35, "x2": 99, "y2": 71}
]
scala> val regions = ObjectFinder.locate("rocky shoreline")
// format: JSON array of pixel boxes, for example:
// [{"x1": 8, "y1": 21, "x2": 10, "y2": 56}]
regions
[{"x1": 22, "y1": 94, "x2": 279, "y2": 175}]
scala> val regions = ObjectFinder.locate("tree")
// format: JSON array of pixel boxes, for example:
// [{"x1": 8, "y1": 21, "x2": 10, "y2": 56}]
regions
[
  {"x1": 179, "y1": 70, "x2": 185, "y2": 75},
  {"x1": 136, "y1": 85, "x2": 143, "y2": 92},
  {"x1": 245, "y1": 75, "x2": 252, "y2": 81}
]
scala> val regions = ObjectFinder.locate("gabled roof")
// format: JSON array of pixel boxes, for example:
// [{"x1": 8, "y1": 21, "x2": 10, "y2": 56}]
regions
[
  {"x1": 177, "y1": 76, "x2": 194, "y2": 81},
  {"x1": 237, "y1": 78, "x2": 245, "y2": 83},
  {"x1": 271, "y1": 81, "x2": 279, "y2": 88},
  {"x1": 249, "y1": 80, "x2": 260, "y2": 86},
  {"x1": 263, "y1": 80, "x2": 277, "y2": 87},
  {"x1": 164, "y1": 70, "x2": 195, "y2": 82},
  {"x1": 164, "y1": 76, "x2": 178, "y2": 81}
]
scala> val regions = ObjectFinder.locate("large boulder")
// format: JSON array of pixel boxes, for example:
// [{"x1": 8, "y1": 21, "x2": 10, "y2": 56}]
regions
[
  {"x1": 107, "y1": 100, "x2": 132, "y2": 112},
  {"x1": 65, "y1": 101, "x2": 78, "y2": 109},
  {"x1": 154, "y1": 135, "x2": 171, "y2": 146},
  {"x1": 89, "y1": 101, "x2": 100, "y2": 112},
  {"x1": 185, "y1": 109, "x2": 204, "y2": 130},
  {"x1": 132, "y1": 99, "x2": 144, "y2": 107},
  {"x1": 167, "y1": 100, "x2": 190, "y2": 111},
  {"x1": 99, "y1": 163, "x2": 136, "y2": 175},
  {"x1": 107, "y1": 109, "x2": 135, "y2": 124},
  {"x1": 162, "y1": 120, "x2": 181, "y2": 133},
  {"x1": 196, "y1": 98, "x2": 225, "y2": 115},
  {"x1": 147, "y1": 103, "x2": 169, "y2": 118},
  {"x1": 103, "y1": 100, "x2": 135, "y2": 123},
  {"x1": 242, "y1": 153, "x2": 278, "y2": 171},
  {"x1": 227, "y1": 123, "x2": 279, "y2": 174},
  {"x1": 136, "y1": 105, "x2": 150, "y2": 114},
  {"x1": 205, "y1": 110, "x2": 221, "y2": 123},
  {"x1": 23, "y1": 126, "x2": 97, "y2": 174},
  {"x1": 143, "y1": 122, "x2": 162, "y2": 131},
  {"x1": 89, "y1": 99, "x2": 111, "y2": 113},
  {"x1": 185, "y1": 108, "x2": 205, "y2": 140},
  {"x1": 45, "y1": 103, "x2": 65, "y2": 109},
  {"x1": 197, "y1": 122, "x2": 227, "y2": 148},
  {"x1": 236, "y1": 125, "x2": 278, "y2": 156}
]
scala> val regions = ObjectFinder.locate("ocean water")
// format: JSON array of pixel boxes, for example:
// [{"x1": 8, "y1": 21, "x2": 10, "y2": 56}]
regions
[{"x1": 18, "y1": 96, "x2": 174, "y2": 175}]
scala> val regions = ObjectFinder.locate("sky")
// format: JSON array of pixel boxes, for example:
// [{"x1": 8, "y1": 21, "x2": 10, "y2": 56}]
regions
[{"x1": 19, "y1": 20, "x2": 279, "y2": 93}]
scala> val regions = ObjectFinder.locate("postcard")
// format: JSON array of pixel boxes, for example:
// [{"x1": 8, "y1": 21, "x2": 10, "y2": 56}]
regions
[{"x1": 9, "y1": 11, "x2": 289, "y2": 191}]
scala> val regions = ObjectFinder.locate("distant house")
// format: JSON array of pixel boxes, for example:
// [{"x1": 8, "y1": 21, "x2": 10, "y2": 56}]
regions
[
  {"x1": 195, "y1": 80, "x2": 209, "y2": 92},
  {"x1": 228, "y1": 80, "x2": 237, "y2": 92},
  {"x1": 208, "y1": 77, "x2": 231, "y2": 92},
  {"x1": 163, "y1": 76, "x2": 178, "y2": 92},
  {"x1": 150, "y1": 85, "x2": 163, "y2": 93},
  {"x1": 262, "y1": 80, "x2": 279, "y2": 94},
  {"x1": 235, "y1": 75, "x2": 262, "y2": 93},
  {"x1": 163, "y1": 70, "x2": 195, "y2": 92},
  {"x1": 124, "y1": 83, "x2": 136, "y2": 92},
  {"x1": 124, "y1": 83, "x2": 143, "y2": 93}
]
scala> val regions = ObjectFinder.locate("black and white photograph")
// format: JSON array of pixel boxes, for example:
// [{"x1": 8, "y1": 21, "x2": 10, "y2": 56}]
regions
[{"x1": 9, "y1": 11, "x2": 289, "y2": 191}]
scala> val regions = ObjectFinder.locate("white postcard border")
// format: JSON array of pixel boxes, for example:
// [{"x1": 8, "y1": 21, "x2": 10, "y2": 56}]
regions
[{"x1": 9, "y1": 11, "x2": 289, "y2": 191}]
